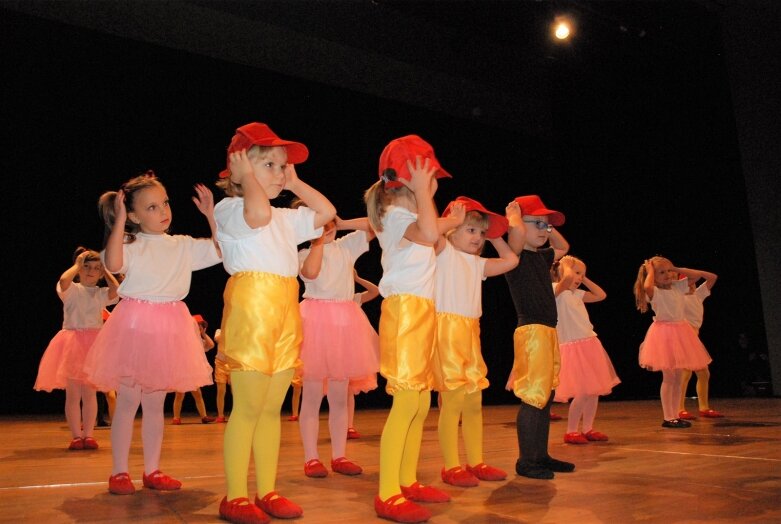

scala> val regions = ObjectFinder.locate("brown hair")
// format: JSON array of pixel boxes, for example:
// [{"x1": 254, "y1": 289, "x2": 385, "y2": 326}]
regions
[
  {"x1": 364, "y1": 180, "x2": 414, "y2": 232},
  {"x1": 216, "y1": 145, "x2": 275, "y2": 197},
  {"x1": 97, "y1": 170, "x2": 165, "y2": 245},
  {"x1": 633, "y1": 255, "x2": 670, "y2": 313}
]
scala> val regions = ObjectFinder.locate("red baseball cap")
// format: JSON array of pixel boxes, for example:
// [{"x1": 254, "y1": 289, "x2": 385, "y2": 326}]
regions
[
  {"x1": 219, "y1": 123, "x2": 309, "y2": 178},
  {"x1": 514, "y1": 195, "x2": 565, "y2": 227},
  {"x1": 443, "y1": 196, "x2": 509, "y2": 239},
  {"x1": 378, "y1": 135, "x2": 452, "y2": 189},
  {"x1": 192, "y1": 314, "x2": 207, "y2": 327}
]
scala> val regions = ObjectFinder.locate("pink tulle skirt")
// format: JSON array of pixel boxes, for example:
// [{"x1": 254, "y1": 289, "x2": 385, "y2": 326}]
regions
[
  {"x1": 34, "y1": 328, "x2": 100, "y2": 392},
  {"x1": 300, "y1": 298, "x2": 380, "y2": 381},
  {"x1": 83, "y1": 298, "x2": 213, "y2": 392},
  {"x1": 554, "y1": 337, "x2": 621, "y2": 402},
  {"x1": 639, "y1": 320, "x2": 712, "y2": 372}
]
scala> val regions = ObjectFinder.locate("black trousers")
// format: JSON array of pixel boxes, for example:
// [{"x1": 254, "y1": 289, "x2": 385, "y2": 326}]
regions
[{"x1": 516, "y1": 390, "x2": 554, "y2": 464}]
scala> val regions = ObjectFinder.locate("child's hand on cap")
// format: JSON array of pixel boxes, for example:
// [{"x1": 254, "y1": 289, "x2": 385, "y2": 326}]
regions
[
  {"x1": 284, "y1": 164, "x2": 301, "y2": 192},
  {"x1": 506, "y1": 201, "x2": 522, "y2": 224},
  {"x1": 228, "y1": 150, "x2": 253, "y2": 185},
  {"x1": 449, "y1": 201, "x2": 466, "y2": 224},
  {"x1": 401, "y1": 155, "x2": 436, "y2": 194}
]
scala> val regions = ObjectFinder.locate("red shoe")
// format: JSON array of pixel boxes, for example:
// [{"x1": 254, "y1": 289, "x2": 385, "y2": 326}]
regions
[
  {"x1": 549, "y1": 412, "x2": 563, "y2": 421},
  {"x1": 466, "y1": 463, "x2": 507, "y2": 481},
  {"x1": 564, "y1": 432, "x2": 589, "y2": 444},
  {"x1": 441, "y1": 466, "x2": 478, "y2": 487},
  {"x1": 219, "y1": 496, "x2": 269, "y2": 524},
  {"x1": 304, "y1": 458, "x2": 328, "y2": 478},
  {"x1": 171, "y1": 418, "x2": 182, "y2": 425},
  {"x1": 108, "y1": 472, "x2": 135, "y2": 495},
  {"x1": 82, "y1": 437, "x2": 99, "y2": 449},
  {"x1": 215, "y1": 416, "x2": 227, "y2": 423},
  {"x1": 142, "y1": 470, "x2": 182, "y2": 490},
  {"x1": 699, "y1": 409, "x2": 724, "y2": 418},
  {"x1": 374, "y1": 494, "x2": 431, "y2": 523},
  {"x1": 331, "y1": 457, "x2": 362, "y2": 475},
  {"x1": 400, "y1": 482, "x2": 450, "y2": 503},
  {"x1": 254, "y1": 491, "x2": 303, "y2": 519},
  {"x1": 678, "y1": 410, "x2": 697, "y2": 420},
  {"x1": 68, "y1": 437, "x2": 84, "y2": 451},
  {"x1": 584, "y1": 430, "x2": 609, "y2": 442},
  {"x1": 347, "y1": 427, "x2": 361, "y2": 439},
  {"x1": 288, "y1": 415, "x2": 299, "y2": 422},
  {"x1": 202, "y1": 416, "x2": 216, "y2": 424}
]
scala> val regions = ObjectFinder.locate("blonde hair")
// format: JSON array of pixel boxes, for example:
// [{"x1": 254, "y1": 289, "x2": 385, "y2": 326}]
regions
[
  {"x1": 216, "y1": 145, "x2": 275, "y2": 197},
  {"x1": 363, "y1": 180, "x2": 413, "y2": 232},
  {"x1": 633, "y1": 255, "x2": 670, "y2": 313},
  {"x1": 98, "y1": 171, "x2": 164, "y2": 245},
  {"x1": 446, "y1": 211, "x2": 490, "y2": 253},
  {"x1": 554, "y1": 255, "x2": 584, "y2": 281}
]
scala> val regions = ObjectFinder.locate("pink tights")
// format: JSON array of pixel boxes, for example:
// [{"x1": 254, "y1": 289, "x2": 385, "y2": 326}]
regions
[
  {"x1": 299, "y1": 379, "x2": 349, "y2": 461},
  {"x1": 65, "y1": 379, "x2": 97, "y2": 439}
]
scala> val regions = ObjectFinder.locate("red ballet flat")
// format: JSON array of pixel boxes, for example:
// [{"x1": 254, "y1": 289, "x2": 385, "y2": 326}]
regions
[
  {"x1": 255, "y1": 491, "x2": 303, "y2": 519},
  {"x1": 441, "y1": 466, "x2": 478, "y2": 487},
  {"x1": 584, "y1": 430, "x2": 609, "y2": 442},
  {"x1": 331, "y1": 457, "x2": 362, "y2": 475},
  {"x1": 466, "y1": 463, "x2": 507, "y2": 481},
  {"x1": 142, "y1": 470, "x2": 181, "y2": 490},
  {"x1": 304, "y1": 458, "x2": 328, "y2": 478},
  {"x1": 108, "y1": 472, "x2": 135, "y2": 495},
  {"x1": 374, "y1": 494, "x2": 431, "y2": 523},
  {"x1": 82, "y1": 437, "x2": 99, "y2": 449},
  {"x1": 68, "y1": 437, "x2": 84, "y2": 451},
  {"x1": 219, "y1": 496, "x2": 269, "y2": 524},
  {"x1": 400, "y1": 482, "x2": 450, "y2": 503},
  {"x1": 678, "y1": 410, "x2": 697, "y2": 420},
  {"x1": 699, "y1": 409, "x2": 724, "y2": 418},
  {"x1": 564, "y1": 432, "x2": 589, "y2": 444}
]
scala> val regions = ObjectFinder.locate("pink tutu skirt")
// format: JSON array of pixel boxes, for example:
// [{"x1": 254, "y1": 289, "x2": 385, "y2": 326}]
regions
[
  {"x1": 34, "y1": 328, "x2": 100, "y2": 392},
  {"x1": 300, "y1": 298, "x2": 379, "y2": 381},
  {"x1": 554, "y1": 337, "x2": 621, "y2": 402},
  {"x1": 83, "y1": 298, "x2": 213, "y2": 392},
  {"x1": 639, "y1": 320, "x2": 712, "y2": 372}
]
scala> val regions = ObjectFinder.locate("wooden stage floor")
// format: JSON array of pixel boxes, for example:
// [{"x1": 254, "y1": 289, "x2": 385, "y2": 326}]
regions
[{"x1": 1, "y1": 397, "x2": 779, "y2": 523}]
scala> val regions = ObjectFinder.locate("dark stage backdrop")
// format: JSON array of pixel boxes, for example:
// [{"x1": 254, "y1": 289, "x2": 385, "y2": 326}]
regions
[{"x1": 0, "y1": 7, "x2": 765, "y2": 415}]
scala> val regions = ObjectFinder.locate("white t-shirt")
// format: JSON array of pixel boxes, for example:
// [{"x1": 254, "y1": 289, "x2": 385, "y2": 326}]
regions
[
  {"x1": 214, "y1": 197, "x2": 323, "y2": 276},
  {"x1": 683, "y1": 282, "x2": 711, "y2": 330},
  {"x1": 649, "y1": 279, "x2": 689, "y2": 322},
  {"x1": 299, "y1": 230, "x2": 369, "y2": 301},
  {"x1": 57, "y1": 282, "x2": 118, "y2": 330},
  {"x1": 553, "y1": 285, "x2": 597, "y2": 343},
  {"x1": 434, "y1": 241, "x2": 487, "y2": 318},
  {"x1": 111, "y1": 233, "x2": 222, "y2": 302},
  {"x1": 376, "y1": 206, "x2": 436, "y2": 299}
]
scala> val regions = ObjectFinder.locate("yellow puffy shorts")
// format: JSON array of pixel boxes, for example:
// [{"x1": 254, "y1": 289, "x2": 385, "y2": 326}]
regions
[
  {"x1": 379, "y1": 294, "x2": 436, "y2": 395},
  {"x1": 509, "y1": 324, "x2": 560, "y2": 408},
  {"x1": 214, "y1": 358, "x2": 231, "y2": 384},
  {"x1": 432, "y1": 312, "x2": 488, "y2": 394}
]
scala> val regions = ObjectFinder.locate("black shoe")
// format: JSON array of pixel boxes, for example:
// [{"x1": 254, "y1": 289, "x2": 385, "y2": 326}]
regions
[
  {"x1": 515, "y1": 459, "x2": 554, "y2": 480},
  {"x1": 96, "y1": 419, "x2": 109, "y2": 428},
  {"x1": 661, "y1": 419, "x2": 691, "y2": 428},
  {"x1": 541, "y1": 456, "x2": 575, "y2": 473}
]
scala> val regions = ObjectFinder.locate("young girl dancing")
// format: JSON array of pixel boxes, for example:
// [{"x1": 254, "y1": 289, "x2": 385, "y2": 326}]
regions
[
  {"x1": 297, "y1": 216, "x2": 378, "y2": 478},
  {"x1": 214, "y1": 122, "x2": 335, "y2": 523},
  {"x1": 84, "y1": 172, "x2": 220, "y2": 494},
  {"x1": 347, "y1": 269, "x2": 381, "y2": 439},
  {"x1": 633, "y1": 256, "x2": 713, "y2": 428},
  {"x1": 434, "y1": 196, "x2": 518, "y2": 487},
  {"x1": 172, "y1": 314, "x2": 217, "y2": 424},
  {"x1": 552, "y1": 256, "x2": 620, "y2": 444},
  {"x1": 365, "y1": 135, "x2": 453, "y2": 523},
  {"x1": 35, "y1": 247, "x2": 119, "y2": 450},
  {"x1": 678, "y1": 270, "x2": 720, "y2": 419}
]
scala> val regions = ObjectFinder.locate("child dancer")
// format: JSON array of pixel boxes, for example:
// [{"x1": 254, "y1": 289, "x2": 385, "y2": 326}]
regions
[
  {"x1": 505, "y1": 195, "x2": 574, "y2": 480},
  {"x1": 347, "y1": 270, "x2": 381, "y2": 439},
  {"x1": 214, "y1": 122, "x2": 335, "y2": 523},
  {"x1": 172, "y1": 314, "x2": 217, "y2": 424},
  {"x1": 35, "y1": 247, "x2": 119, "y2": 450},
  {"x1": 434, "y1": 196, "x2": 518, "y2": 487},
  {"x1": 365, "y1": 135, "x2": 453, "y2": 523},
  {"x1": 213, "y1": 328, "x2": 231, "y2": 423},
  {"x1": 633, "y1": 256, "x2": 713, "y2": 428},
  {"x1": 678, "y1": 270, "x2": 720, "y2": 419},
  {"x1": 84, "y1": 172, "x2": 220, "y2": 494},
  {"x1": 297, "y1": 216, "x2": 378, "y2": 478},
  {"x1": 552, "y1": 256, "x2": 620, "y2": 444}
]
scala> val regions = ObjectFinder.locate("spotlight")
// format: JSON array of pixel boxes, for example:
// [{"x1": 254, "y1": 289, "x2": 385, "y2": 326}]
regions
[
  {"x1": 552, "y1": 15, "x2": 575, "y2": 41},
  {"x1": 555, "y1": 22, "x2": 570, "y2": 39}
]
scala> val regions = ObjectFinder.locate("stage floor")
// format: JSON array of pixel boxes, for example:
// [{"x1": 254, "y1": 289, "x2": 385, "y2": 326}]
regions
[{"x1": 1, "y1": 397, "x2": 779, "y2": 523}]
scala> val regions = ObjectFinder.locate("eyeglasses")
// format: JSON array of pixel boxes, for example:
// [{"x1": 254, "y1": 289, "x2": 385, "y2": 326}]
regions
[{"x1": 523, "y1": 219, "x2": 552, "y2": 232}]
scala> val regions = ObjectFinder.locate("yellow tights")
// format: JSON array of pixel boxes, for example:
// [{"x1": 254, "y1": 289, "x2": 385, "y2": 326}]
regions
[
  {"x1": 224, "y1": 369, "x2": 294, "y2": 500},
  {"x1": 680, "y1": 367, "x2": 711, "y2": 411},
  {"x1": 438, "y1": 387, "x2": 483, "y2": 469},
  {"x1": 379, "y1": 389, "x2": 431, "y2": 501}
]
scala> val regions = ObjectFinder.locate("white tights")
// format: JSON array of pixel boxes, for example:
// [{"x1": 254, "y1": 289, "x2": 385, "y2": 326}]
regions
[
  {"x1": 110, "y1": 381, "x2": 166, "y2": 475},
  {"x1": 566, "y1": 394, "x2": 599, "y2": 434},
  {"x1": 299, "y1": 379, "x2": 349, "y2": 461},
  {"x1": 65, "y1": 379, "x2": 97, "y2": 439},
  {"x1": 661, "y1": 369, "x2": 684, "y2": 420}
]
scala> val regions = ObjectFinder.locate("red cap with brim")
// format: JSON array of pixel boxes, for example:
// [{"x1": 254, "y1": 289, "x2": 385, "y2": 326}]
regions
[
  {"x1": 443, "y1": 196, "x2": 509, "y2": 239},
  {"x1": 514, "y1": 195, "x2": 565, "y2": 227},
  {"x1": 378, "y1": 135, "x2": 452, "y2": 189},
  {"x1": 219, "y1": 123, "x2": 309, "y2": 178}
]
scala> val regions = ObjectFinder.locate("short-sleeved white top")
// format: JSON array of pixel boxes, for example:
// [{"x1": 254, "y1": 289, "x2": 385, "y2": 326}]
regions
[
  {"x1": 57, "y1": 282, "x2": 118, "y2": 329},
  {"x1": 110, "y1": 233, "x2": 222, "y2": 302},
  {"x1": 299, "y1": 230, "x2": 370, "y2": 301},
  {"x1": 649, "y1": 278, "x2": 689, "y2": 322},
  {"x1": 683, "y1": 282, "x2": 711, "y2": 330},
  {"x1": 434, "y1": 241, "x2": 487, "y2": 318},
  {"x1": 553, "y1": 285, "x2": 597, "y2": 343},
  {"x1": 376, "y1": 206, "x2": 436, "y2": 299},
  {"x1": 214, "y1": 197, "x2": 322, "y2": 276}
]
